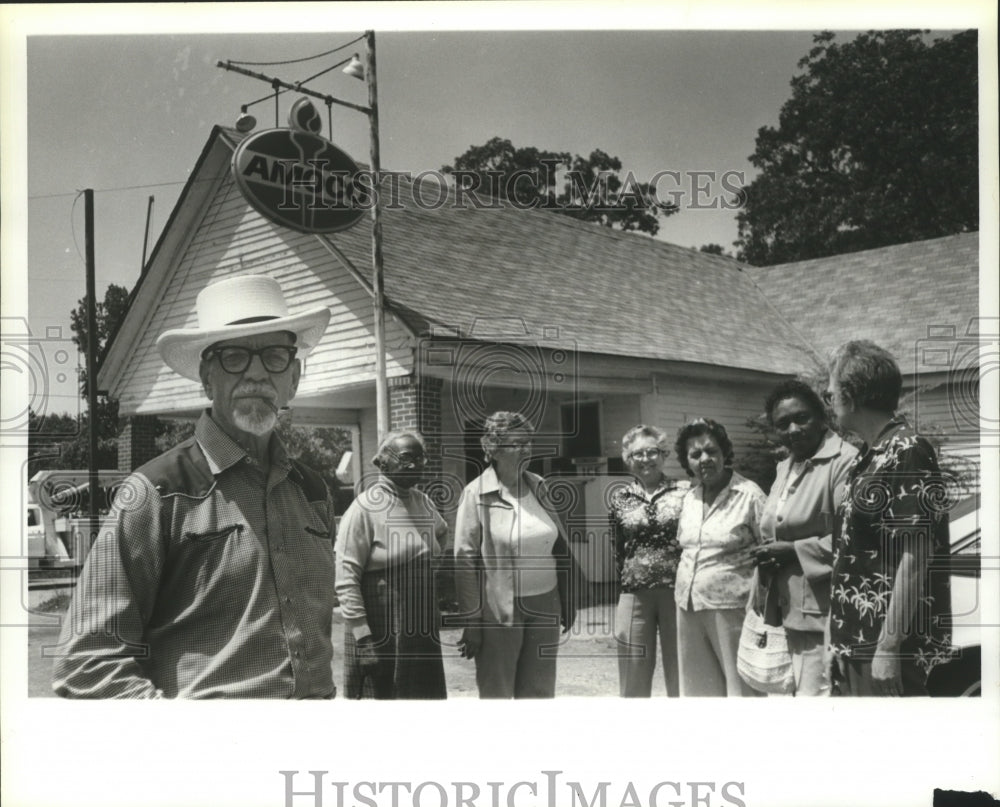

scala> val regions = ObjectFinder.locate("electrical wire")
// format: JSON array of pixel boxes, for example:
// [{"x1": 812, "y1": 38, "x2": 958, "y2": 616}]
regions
[
  {"x1": 226, "y1": 34, "x2": 363, "y2": 67},
  {"x1": 29, "y1": 175, "x2": 230, "y2": 201},
  {"x1": 70, "y1": 191, "x2": 85, "y2": 263},
  {"x1": 241, "y1": 53, "x2": 355, "y2": 111}
]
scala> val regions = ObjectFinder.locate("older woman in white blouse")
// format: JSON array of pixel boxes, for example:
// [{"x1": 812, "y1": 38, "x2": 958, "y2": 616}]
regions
[{"x1": 674, "y1": 418, "x2": 765, "y2": 697}]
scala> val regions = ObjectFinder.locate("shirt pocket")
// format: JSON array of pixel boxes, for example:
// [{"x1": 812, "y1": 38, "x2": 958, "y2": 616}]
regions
[
  {"x1": 185, "y1": 524, "x2": 244, "y2": 542},
  {"x1": 799, "y1": 574, "x2": 829, "y2": 616}
]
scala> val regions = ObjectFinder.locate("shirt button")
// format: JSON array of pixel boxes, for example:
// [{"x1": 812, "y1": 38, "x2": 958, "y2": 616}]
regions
[
  {"x1": 776, "y1": 515, "x2": 784, "y2": 522},
  {"x1": 285, "y1": 596, "x2": 292, "y2": 604}
]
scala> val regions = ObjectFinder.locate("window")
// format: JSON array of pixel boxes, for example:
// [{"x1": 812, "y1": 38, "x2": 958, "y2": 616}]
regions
[{"x1": 561, "y1": 401, "x2": 601, "y2": 458}]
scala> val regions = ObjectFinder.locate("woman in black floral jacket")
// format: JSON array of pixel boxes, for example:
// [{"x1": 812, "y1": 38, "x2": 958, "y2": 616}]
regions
[
  {"x1": 608, "y1": 425, "x2": 689, "y2": 697},
  {"x1": 826, "y1": 340, "x2": 952, "y2": 696}
]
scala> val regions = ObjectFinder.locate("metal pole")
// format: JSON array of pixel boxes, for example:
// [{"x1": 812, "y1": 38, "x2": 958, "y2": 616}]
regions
[
  {"x1": 84, "y1": 190, "x2": 100, "y2": 550},
  {"x1": 140, "y1": 195, "x2": 154, "y2": 275},
  {"x1": 366, "y1": 30, "x2": 390, "y2": 439}
]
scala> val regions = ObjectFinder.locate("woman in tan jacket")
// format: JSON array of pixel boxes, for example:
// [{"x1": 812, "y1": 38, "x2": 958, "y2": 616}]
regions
[
  {"x1": 453, "y1": 411, "x2": 578, "y2": 698},
  {"x1": 750, "y1": 380, "x2": 858, "y2": 696}
]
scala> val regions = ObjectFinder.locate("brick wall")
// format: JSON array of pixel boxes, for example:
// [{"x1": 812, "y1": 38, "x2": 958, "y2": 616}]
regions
[
  {"x1": 117, "y1": 415, "x2": 161, "y2": 472},
  {"x1": 389, "y1": 374, "x2": 444, "y2": 498}
]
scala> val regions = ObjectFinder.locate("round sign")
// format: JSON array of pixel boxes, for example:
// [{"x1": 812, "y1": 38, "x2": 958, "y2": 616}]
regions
[{"x1": 231, "y1": 128, "x2": 366, "y2": 234}]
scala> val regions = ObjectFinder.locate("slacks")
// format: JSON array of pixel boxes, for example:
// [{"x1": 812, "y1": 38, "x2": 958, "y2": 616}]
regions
[
  {"x1": 830, "y1": 655, "x2": 928, "y2": 697},
  {"x1": 344, "y1": 560, "x2": 446, "y2": 700},
  {"x1": 475, "y1": 588, "x2": 562, "y2": 699},
  {"x1": 615, "y1": 587, "x2": 679, "y2": 697},
  {"x1": 783, "y1": 628, "x2": 829, "y2": 696},
  {"x1": 677, "y1": 605, "x2": 756, "y2": 697}
]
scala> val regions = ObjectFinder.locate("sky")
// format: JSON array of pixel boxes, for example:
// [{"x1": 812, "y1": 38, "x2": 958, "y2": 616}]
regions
[{"x1": 19, "y1": 26, "x2": 865, "y2": 412}]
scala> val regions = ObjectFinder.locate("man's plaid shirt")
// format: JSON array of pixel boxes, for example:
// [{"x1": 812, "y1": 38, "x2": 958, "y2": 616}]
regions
[{"x1": 52, "y1": 412, "x2": 337, "y2": 698}]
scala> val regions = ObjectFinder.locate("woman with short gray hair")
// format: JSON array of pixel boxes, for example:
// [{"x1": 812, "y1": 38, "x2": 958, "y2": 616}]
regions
[
  {"x1": 825, "y1": 340, "x2": 951, "y2": 696},
  {"x1": 453, "y1": 411, "x2": 578, "y2": 698},
  {"x1": 608, "y1": 424, "x2": 689, "y2": 697}
]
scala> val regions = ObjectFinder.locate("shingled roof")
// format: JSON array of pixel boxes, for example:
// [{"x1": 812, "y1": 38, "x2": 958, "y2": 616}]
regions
[
  {"x1": 745, "y1": 233, "x2": 979, "y2": 370},
  {"x1": 102, "y1": 125, "x2": 821, "y2": 390}
]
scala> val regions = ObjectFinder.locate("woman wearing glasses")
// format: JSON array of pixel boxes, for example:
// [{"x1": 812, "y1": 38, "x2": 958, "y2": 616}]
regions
[
  {"x1": 608, "y1": 425, "x2": 690, "y2": 697},
  {"x1": 454, "y1": 411, "x2": 578, "y2": 698},
  {"x1": 674, "y1": 418, "x2": 765, "y2": 696},
  {"x1": 335, "y1": 430, "x2": 448, "y2": 699}
]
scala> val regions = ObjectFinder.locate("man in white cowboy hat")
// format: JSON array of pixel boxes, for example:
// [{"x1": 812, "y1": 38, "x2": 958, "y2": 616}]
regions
[{"x1": 53, "y1": 275, "x2": 337, "y2": 698}]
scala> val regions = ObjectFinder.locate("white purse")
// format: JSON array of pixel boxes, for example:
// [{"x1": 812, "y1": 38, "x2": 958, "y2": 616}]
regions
[{"x1": 737, "y1": 595, "x2": 795, "y2": 695}]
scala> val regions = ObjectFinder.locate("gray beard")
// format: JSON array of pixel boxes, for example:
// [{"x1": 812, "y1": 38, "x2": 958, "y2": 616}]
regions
[{"x1": 233, "y1": 401, "x2": 277, "y2": 436}]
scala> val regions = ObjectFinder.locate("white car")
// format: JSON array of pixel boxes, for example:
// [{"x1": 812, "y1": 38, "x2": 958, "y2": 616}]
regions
[{"x1": 927, "y1": 493, "x2": 982, "y2": 697}]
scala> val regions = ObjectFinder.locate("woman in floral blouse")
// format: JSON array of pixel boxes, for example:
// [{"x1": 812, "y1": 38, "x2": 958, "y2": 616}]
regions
[
  {"x1": 674, "y1": 418, "x2": 765, "y2": 696},
  {"x1": 826, "y1": 340, "x2": 952, "y2": 696},
  {"x1": 608, "y1": 425, "x2": 689, "y2": 697}
]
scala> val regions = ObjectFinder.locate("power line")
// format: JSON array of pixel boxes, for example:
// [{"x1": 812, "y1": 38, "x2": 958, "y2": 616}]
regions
[
  {"x1": 28, "y1": 174, "x2": 229, "y2": 201},
  {"x1": 226, "y1": 34, "x2": 364, "y2": 67}
]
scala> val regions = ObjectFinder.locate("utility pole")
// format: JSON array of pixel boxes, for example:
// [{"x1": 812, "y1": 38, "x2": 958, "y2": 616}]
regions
[
  {"x1": 84, "y1": 189, "x2": 100, "y2": 553},
  {"x1": 366, "y1": 30, "x2": 389, "y2": 439}
]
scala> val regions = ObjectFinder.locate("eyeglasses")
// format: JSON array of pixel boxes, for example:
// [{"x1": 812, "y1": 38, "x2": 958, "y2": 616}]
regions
[
  {"x1": 629, "y1": 448, "x2": 663, "y2": 461},
  {"x1": 498, "y1": 438, "x2": 533, "y2": 449},
  {"x1": 382, "y1": 449, "x2": 427, "y2": 468},
  {"x1": 204, "y1": 345, "x2": 298, "y2": 375}
]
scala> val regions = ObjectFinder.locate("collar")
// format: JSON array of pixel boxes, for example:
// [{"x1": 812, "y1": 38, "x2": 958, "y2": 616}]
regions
[
  {"x1": 861, "y1": 415, "x2": 910, "y2": 457},
  {"x1": 694, "y1": 468, "x2": 745, "y2": 502},
  {"x1": 477, "y1": 464, "x2": 503, "y2": 496},
  {"x1": 476, "y1": 464, "x2": 540, "y2": 503},
  {"x1": 788, "y1": 429, "x2": 848, "y2": 470},
  {"x1": 626, "y1": 476, "x2": 679, "y2": 501},
  {"x1": 195, "y1": 409, "x2": 289, "y2": 476}
]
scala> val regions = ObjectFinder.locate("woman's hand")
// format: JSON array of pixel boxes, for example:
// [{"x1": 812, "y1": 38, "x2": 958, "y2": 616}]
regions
[
  {"x1": 356, "y1": 636, "x2": 379, "y2": 669},
  {"x1": 750, "y1": 541, "x2": 796, "y2": 569},
  {"x1": 561, "y1": 607, "x2": 577, "y2": 634},
  {"x1": 872, "y1": 646, "x2": 903, "y2": 696},
  {"x1": 458, "y1": 627, "x2": 482, "y2": 659}
]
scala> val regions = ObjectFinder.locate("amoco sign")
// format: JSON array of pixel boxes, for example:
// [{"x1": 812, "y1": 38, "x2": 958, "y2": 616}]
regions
[{"x1": 231, "y1": 99, "x2": 365, "y2": 234}]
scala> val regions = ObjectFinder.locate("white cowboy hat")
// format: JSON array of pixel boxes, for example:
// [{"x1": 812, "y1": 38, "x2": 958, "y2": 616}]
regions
[{"x1": 156, "y1": 275, "x2": 331, "y2": 381}]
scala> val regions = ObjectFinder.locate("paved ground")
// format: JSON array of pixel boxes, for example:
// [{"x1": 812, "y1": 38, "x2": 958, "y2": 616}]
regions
[{"x1": 27, "y1": 596, "x2": 641, "y2": 698}]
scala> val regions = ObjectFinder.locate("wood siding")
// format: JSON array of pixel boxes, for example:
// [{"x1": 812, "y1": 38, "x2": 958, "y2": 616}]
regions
[{"x1": 112, "y1": 169, "x2": 412, "y2": 417}]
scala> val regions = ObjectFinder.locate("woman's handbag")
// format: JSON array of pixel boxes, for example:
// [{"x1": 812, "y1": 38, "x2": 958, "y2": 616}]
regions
[{"x1": 737, "y1": 580, "x2": 795, "y2": 695}]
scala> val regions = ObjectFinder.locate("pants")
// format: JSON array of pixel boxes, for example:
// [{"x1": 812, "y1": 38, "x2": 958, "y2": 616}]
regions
[
  {"x1": 830, "y1": 655, "x2": 929, "y2": 697},
  {"x1": 784, "y1": 628, "x2": 829, "y2": 697},
  {"x1": 475, "y1": 588, "x2": 561, "y2": 699},
  {"x1": 615, "y1": 588, "x2": 679, "y2": 697},
  {"x1": 677, "y1": 605, "x2": 756, "y2": 697},
  {"x1": 344, "y1": 560, "x2": 447, "y2": 700}
]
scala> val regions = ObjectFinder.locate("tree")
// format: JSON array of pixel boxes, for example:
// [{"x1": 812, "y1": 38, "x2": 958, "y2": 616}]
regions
[
  {"x1": 27, "y1": 409, "x2": 81, "y2": 478},
  {"x1": 155, "y1": 415, "x2": 352, "y2": 496},
  {"x1": 699, "y1": 243, "x2": 731, "y2": 257},
  {"x1": 735, "y1": 30, "x2": 978, "y2": 266},
  {"x1": 70, "y1": 282, "x2": 130, "y2": 394},
  {"x1": 443, "y1": 136, "x2": 677, "y2": 235},
  {"x1": 61, "y1": 283, "x2": 129, "y2": 469}
]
